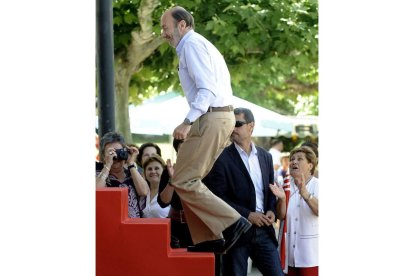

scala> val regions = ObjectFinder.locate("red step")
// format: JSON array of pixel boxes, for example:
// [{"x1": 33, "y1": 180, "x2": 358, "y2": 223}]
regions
[{"x1": 96, "y1": 188, "x2": 215, "y2": 276}]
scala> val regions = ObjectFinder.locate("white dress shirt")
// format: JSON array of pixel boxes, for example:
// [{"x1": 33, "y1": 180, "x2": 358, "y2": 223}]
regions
[
  {"x1": 234, "y1": 143, "x2": 264, "y2": 213},
  {"x1": 176, "y1": 30, "x2": 233, "y2": 122},
  {"x1": 142, "y1": 193, "x2": 170, "y2": 218},
  {"x1": 287, "y1": 176, "x2": 319, "y2": 267}
]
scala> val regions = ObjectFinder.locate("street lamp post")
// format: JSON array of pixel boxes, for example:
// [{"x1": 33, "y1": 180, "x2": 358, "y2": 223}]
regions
[{"x1": 96, "y1": 0, "x2": 115, "y2": 136}]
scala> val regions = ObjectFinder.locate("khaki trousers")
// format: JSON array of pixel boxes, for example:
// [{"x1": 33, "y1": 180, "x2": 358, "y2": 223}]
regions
[{"x1": 171, "y1": 111, "x2": 240, "y2": 244}]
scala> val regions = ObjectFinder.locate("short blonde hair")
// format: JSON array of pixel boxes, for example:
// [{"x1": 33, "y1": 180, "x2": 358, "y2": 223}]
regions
[{"x1": 290, "y1": 146, "x2": 318, "y2": 175}]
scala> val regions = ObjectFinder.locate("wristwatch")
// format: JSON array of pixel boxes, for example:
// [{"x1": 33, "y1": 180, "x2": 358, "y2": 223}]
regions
[
  {"x1": 127, "y1": 163, "x2": 137, "y2": 171},
  {"x1": 183, "y1": 118, "x2": 193, "y2": 125}
]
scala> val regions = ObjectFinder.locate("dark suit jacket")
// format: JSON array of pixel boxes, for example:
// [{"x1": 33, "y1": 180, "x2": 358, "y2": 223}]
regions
[{"x1": 204, "y1": 142, "x2": 278, "y2": 247}]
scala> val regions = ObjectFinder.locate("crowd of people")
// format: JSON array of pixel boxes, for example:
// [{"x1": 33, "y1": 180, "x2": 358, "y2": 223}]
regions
[
  {"x1": 95, "y1": 120, "x2": 318, "y2": 276},
  {"x1": 96, "y1": 5, "x2": 319, "y2": 276}
]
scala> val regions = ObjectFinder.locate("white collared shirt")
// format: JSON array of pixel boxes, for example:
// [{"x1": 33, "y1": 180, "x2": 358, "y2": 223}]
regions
[
  {"x1": 142, "y1": 193, "x2": 170, "y2": 218},
  {"x1": 287, "y1": 176, "x2": 319, "y2": 267},
  {"x1": 234, "y1": 143, "x2": 264, "y2": 213},
  {"x1": 176, "y1": 30, "x2": 233, "y2": 122}
]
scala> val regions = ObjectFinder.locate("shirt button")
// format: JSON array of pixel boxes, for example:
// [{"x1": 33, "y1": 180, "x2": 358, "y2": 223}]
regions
[
  {"x1": 294, "y1": 231, "x2": 296, "y2": 234},
  {"x1": 295, "y1": 218, "x2": 298, "y2": 221},
  {"x1": 297, "y1": 205, "x2": 300, "y2": 207},
  {"x1": 293, "y1": 245, "x2": 295, "y2": 248}
]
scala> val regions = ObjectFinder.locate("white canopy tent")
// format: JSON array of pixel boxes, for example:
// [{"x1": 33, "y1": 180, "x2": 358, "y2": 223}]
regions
[{"x1": 97, "y1": 92, "x2": 294, "y2": 137}]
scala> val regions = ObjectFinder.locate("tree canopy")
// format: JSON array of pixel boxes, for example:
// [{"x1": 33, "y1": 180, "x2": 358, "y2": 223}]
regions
[{"x1": 108, "y1": 0, "x2": 318, "y2": 141}]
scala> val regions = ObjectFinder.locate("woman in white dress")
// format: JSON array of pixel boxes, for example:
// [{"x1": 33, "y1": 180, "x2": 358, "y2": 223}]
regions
[{"x1": 270, "y1": 146, "x2": 319, "y2": 276}]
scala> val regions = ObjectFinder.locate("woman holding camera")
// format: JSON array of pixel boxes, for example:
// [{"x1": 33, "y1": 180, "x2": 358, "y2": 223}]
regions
[{"x1": 96, "y1": 131, "x2": 149, "y2": 218}]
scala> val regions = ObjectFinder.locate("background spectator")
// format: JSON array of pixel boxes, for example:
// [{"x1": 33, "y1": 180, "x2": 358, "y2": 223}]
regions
[
  {"x1": 158, "y1": 139, "x2": 193, "y2": 248},
  {"x1": 142, "y1": 154, "x2": 170, "y2": 218},
  {"x1": 96, "y1": 131, "x2": 149, "y2": 218},
  {"x1": 205, "y1": 107, "x2": 285, "y2": 276},
  {"x1": 269, "y1": 139, "x2": 284, "y2": 172},
  {"x1": 276, "y1": 152, "x2": 290, "y2": 185},
  {"x1": 270, "y1": 146, "x2": 319, "y2": 276},
  {"x1": 137, "y1": 142, "x2": 162, "y2": 173}
]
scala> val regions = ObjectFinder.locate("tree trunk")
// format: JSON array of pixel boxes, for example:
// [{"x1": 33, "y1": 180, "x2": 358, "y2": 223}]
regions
[
  {"x1": 114, "y1": 35, "x2": 164, "y2": 143},
  {"x1": 115, "y1": 62, "x2": 132, "y2": 143},
  {"x1": 112, "y1": 0, "x2": 163, "y2": 143}
]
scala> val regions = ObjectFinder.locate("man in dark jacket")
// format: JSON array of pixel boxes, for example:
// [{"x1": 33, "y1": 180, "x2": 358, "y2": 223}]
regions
[{"x1": 204, "y1": 107, "x2": 286, "y2": 276}]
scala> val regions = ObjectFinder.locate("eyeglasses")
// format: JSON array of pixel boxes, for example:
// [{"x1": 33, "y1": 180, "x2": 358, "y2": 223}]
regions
[{"x1": 235, "y1": 121, "x2": 248, "y2": 128}]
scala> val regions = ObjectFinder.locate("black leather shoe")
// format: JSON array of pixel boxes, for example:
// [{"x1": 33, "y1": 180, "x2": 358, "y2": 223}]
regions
[
  {"x1": 187, "y1": 238, "x2": 225, "y2": 253},
  {"x1": 222, "y1": 217, "x2": 252, "y2": 253}
]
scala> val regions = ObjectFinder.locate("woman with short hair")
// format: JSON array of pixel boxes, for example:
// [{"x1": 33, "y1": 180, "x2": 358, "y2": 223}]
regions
[
  {"x1": 96, "y1": 131, "x2": 149, "y2": 218},
  {"x1": 270, "y1": 146, "x2": 319, "y2": 276}
]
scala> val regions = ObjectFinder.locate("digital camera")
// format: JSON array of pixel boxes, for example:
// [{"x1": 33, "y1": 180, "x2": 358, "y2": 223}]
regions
[{"x1": 114, "y1": 148, "x2": 129, "y2": 161}]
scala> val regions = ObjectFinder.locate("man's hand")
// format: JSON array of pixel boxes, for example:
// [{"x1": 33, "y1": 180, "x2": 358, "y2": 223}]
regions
[
  {"x1": 248, "y1": 212, "x2": 273, "y2": 227},
  {"x1": 265, "y1": 210, "x2": 275, "y2": 224},
  {"x1": 173, "y1": 123, "x2": 191, "y2": 140}
]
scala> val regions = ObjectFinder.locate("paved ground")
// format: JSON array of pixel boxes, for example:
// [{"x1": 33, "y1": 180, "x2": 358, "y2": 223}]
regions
[{"x1": 216, "y1": 257, "x2": 262, "y2": 275}]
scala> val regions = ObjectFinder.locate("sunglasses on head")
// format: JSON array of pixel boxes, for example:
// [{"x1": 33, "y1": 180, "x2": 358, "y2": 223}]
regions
[{"x1": 235, "y1": 121, "x2": 248, "y2": 128}]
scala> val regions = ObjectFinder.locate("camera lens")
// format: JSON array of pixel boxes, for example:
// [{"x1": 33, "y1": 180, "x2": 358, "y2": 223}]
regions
[{"x1": 114, "y1": 148, "x2": 129, "y2": 161}]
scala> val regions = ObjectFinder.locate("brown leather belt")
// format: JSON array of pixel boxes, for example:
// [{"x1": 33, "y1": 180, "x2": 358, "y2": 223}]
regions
[
  {"x1": 168, "y1": 207, "x2": 187, "y2": 224},
  {"x1": 207, "y1": 105, "x2": 234, "y2": 112}
]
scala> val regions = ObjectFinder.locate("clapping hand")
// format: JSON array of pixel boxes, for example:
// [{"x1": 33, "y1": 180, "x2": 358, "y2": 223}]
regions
[
  {"x1": 269, "y1": 182, "x2": 286, "y2": 200},
  {"x1": 166, "y1": 159, "x2": 175, "y2": 178},
  {"x1": 293, "y1": 172, "x2": 309, "y2": 198}
]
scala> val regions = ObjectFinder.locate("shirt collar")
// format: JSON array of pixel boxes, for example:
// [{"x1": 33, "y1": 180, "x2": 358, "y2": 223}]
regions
[
  {"x1": 234, "y1": 142, "x2": 257, "y2": 156},
  {"x1": 176, "y1": 30, "x2": 194, "y2": 55}
]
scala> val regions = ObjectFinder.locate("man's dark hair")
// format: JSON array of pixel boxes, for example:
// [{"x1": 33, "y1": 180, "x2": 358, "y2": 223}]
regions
[
  {"x1": 170, "y1": 6, "x2": 195, "y2": 29},
  {"x1": 234, "y1": 107, "x2": 255, "y2": 123}
]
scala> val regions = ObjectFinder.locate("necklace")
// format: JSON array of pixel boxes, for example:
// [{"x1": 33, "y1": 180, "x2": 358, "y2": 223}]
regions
[{"x1": 290, "y1": 176, "x2": 312, "y2": 199}]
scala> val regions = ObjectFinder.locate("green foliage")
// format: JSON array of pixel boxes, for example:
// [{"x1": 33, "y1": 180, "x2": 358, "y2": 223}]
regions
[
  {"x1": 113, "y1": 0, "x2": 140, "y2": 53},
  {"x1": 114, "y1": 0, "x2": 318, "y2": 116}
]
